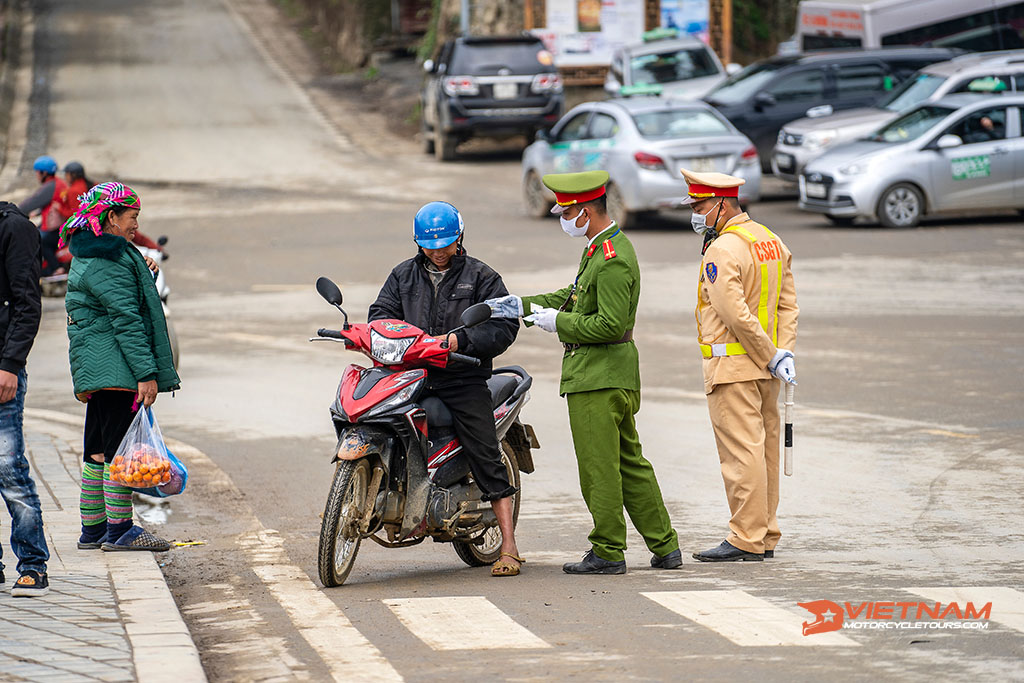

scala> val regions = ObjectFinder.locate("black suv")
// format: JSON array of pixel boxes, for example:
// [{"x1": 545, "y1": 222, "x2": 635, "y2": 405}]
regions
[
  {"x1": 703, "y1": 47, "x2": 962, "y2": 171},
  {"x1": 422, "y1": 35, "x2": 564, "y2": 161}
]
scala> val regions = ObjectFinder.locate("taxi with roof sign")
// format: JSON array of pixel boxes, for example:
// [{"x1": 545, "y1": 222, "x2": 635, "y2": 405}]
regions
[
  {"x1": 798, "y1": 93, "x2": 1024, "y2": 227},
  {"x1": 523, "y1": 94, "x2": 761, "y2": 228}
]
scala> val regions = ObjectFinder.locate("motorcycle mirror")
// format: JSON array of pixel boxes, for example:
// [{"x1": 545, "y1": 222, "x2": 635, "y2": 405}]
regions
[
  {"x1": 315, "y1": 277, "x2": 344, "y2": 306},
  {"x1": 157, "y1": 235, "x2": 169, "y2": 246},
  {"x1": 461, "y1": 302, "x2": 492, "y2": 328}
]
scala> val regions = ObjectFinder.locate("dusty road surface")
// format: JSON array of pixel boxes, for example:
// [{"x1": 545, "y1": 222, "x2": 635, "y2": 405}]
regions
[{"x1": 15, "y1": 0, "x2": 1024, "y2": 680}]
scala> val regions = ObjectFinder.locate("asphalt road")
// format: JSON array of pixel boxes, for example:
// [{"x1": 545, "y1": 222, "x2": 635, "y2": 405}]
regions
[{"x1": 15, "y1": 0, "x2": 1024, "y2": 680}]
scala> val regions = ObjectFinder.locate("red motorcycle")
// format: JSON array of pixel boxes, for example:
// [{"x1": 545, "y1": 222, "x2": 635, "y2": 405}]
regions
[{"x1": 311, "y1": 277, "x2": 539, "y2": 586}]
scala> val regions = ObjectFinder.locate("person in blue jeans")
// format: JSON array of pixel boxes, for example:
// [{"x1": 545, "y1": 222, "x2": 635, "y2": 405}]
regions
[{"x1": 0, "y1": 201, "x2": 50, "y2": 596}]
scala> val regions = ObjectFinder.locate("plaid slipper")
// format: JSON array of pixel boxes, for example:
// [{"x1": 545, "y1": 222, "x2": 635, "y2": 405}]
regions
[{"x1": 101, "y1": 526, "x2": 170, "y2": 552}]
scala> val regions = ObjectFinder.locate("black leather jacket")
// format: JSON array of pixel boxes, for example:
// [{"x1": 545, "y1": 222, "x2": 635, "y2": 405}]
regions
[
  {"x1": 0, "y1": 203, "x2": 41, "y2": 374},
  {"x1": 368, "y1": 249, "x2": 518, "y2": 382}
]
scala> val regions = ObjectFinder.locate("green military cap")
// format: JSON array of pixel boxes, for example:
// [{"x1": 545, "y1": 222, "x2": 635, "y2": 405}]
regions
[{"x1": 542, "y1": 170, "x2": 610, "y2": 214}]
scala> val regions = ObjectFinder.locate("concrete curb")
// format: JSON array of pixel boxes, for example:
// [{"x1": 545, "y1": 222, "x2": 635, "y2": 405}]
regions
[{"x1": 24, "y1": 408, "x2": 207, "y2": 683}]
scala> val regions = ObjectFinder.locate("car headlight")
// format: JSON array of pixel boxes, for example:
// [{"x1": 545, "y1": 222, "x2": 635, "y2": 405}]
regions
[
  {"x1": 370, "y1": 330, "x2": 416, "y2": 365},
  {"x1": 839, "y1": 162, "x2": 866, "y2": 176},
  {"x1": 804, "y1": 129, "x2": 837, "y2": 150},
  {"x1": 365, "y1": 379, "x2": 424, "y2": 418}
]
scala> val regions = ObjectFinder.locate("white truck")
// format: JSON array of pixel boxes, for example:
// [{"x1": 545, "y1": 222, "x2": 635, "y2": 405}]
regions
[{"x1": 797, "y1": 0, "x2": 1024, "y2": 52}]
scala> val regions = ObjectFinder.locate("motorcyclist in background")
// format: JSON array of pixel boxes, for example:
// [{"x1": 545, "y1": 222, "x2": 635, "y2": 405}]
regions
[{"x1": 19, "y1": 155, "x2": 68, "y2": 277}]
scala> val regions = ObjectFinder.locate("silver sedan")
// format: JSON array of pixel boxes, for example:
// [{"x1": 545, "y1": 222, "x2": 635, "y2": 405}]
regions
[
  {"x1": 798, "y1": 94, "x2": 1024, "y2": 228},
  {"x1": 522, "y1": 97, "x2": 761, "y2": 228}
]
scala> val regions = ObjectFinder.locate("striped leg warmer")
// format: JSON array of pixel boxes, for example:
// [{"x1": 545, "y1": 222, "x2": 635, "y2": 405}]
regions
[
  {"x1": 103, "y1": 462, "x2": 134, "y2": 539},
  {"x1": 80, "y1": 461, "x2": 107, "y2": 542}
]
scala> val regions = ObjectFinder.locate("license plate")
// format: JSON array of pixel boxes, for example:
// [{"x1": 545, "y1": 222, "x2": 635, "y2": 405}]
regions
[
  {"x1": 773, "y1": 152, "x2": 793, "y2": 171},
  {"x1": 493, "y1": 82, "x2": 518, "y2": 100},
  {"x1": 689, "y1": 157, "x2": 716, "y2": 172},
  {"x1": 805, "y1": 182, "x2": 827, "y2": 199}
]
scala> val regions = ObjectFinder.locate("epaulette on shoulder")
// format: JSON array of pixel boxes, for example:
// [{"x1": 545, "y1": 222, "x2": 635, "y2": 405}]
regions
[{"x1": 602, "y1": 239, "x2": 617, "y2": 260}]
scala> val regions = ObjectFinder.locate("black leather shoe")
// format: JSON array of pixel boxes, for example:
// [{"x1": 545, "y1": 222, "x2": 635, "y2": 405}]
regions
[
  {"x1": 764, "y1": 550, "x2": 774, "y2": 558},
  {"x1": 651, "y1": 549, "x2": 683, "y2": 569},
  {"x1": 692, "y1": 540, "x2": 763, "y2": 562},
  {"x1": 563, "y1": 549, "x2": 626, "y2": 575}
]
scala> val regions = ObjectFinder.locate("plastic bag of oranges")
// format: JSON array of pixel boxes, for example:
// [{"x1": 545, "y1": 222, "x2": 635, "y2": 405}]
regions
[{"x1": 109, "y1": 407, "x2": 187, "y2": 496}]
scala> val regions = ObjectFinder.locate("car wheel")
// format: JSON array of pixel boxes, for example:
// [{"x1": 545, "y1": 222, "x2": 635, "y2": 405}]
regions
[
  {"x1": 606, "y1": 183, "x2": 637, "y2": 229},
  {"x1": 435, "y1": 126, "x2": 457, "y2": 162},
  {"x1": 877, "y1": 183, "x2": 924, "y2": 228},
  {"x1": 523, "y1": 170, "x2": 550, "y2": 218},
  {"x1": 825, "y1": 215, "x2": 855, "y2": 227}
]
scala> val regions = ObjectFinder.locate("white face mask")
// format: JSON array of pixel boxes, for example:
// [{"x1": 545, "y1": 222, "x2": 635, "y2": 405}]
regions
[
  {"x1": 560, "y1": 208, "x2": 589, "y2": 238},
  {"x1": 690, "y1": 201, "x2": 722, "y2": 235}
]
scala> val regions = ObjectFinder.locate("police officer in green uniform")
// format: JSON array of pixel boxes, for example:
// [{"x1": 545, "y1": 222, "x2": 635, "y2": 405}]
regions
[{"x1": 485, "y1": 171, "x2": 680, "y2": 574}]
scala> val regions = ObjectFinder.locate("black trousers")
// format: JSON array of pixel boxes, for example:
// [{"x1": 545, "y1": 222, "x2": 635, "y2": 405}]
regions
[
  {"x1": 428, "y1": 379, "x2": 515, "y2": 501},
  {"x1": 83, "y1": 391, "x2": 137, "y2": 463},
  {"x1": 40, "y1": 229, "x2": 60, "y2": 276}
]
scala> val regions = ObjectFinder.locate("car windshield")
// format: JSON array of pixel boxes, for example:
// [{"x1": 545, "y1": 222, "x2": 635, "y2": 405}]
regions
[
  {"x1": 881, "y1": 73, "x2": 946, "y2": 112},
  {"x1": 450, "y1": 42, "x2": 548, "y2": 75},
  {"x1": 869, "y1": 105, "x2": 954, "y2": 142},
  {"x1": 704, "y1": 63, "x2": 781, "y2": 105},
  {"x1": 632, "y1": 109, "x2": 731, "y2": 138},
  {"x1": 629, "y1": 48, "x2": 719, "y2": 85}
]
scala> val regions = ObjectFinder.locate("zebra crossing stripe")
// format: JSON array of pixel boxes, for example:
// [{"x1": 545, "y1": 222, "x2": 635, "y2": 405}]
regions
[
  {"x1": 641, "y1": 590, "x2": 860, "y2": 647},
  {"x1": 384, "y1": 597, "x2": 551, "y2": 650},
  {"x1": 905, "y1": 587, "x2": 1024, "y2": 634}
]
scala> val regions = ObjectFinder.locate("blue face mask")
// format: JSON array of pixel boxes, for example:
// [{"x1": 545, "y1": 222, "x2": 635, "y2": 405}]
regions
[{"x1": 691, "y1": 201, "x2": 722, "y2": 235}]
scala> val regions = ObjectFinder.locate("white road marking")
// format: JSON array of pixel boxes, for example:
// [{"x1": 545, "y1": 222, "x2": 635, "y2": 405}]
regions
[
  {"x1": 241, "y1": 528, "x2": 402, "y2": 682},
  {"x1": 384, "y1": 597, "x2": 551, "y2": 651},
  {"x1": 642, "y1": 590, "x2": 859, "y2": 647},
  {"x1": 905, "y1": 587, "x2": 1024, "y2": 634}
]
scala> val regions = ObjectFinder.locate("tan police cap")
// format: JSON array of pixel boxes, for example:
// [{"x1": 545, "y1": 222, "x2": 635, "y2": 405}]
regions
[{"x1": 679, "y1": 169, "x2": 745, "y2": 206}]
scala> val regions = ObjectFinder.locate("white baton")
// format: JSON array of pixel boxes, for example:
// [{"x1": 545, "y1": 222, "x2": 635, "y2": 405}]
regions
[{"x1": 784, "y1": 383, "x2": 795, "y2": 476}]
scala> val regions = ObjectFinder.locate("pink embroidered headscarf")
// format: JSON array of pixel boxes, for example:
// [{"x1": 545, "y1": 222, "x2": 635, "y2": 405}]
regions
[{"x1": 57, "y1": 181, "x2": 141, "y2": 248}]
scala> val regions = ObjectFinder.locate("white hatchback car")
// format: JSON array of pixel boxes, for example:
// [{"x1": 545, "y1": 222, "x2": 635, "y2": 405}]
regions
[{"x1": 798, "y1": 94, "x2": 1024, "y2": 227}]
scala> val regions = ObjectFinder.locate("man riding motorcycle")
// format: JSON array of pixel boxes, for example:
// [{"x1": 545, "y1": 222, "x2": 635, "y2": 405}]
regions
[
  {"x1": 19, "y1": 156, "x2": 68, "y2": 278},
  {"x1": 367, "y1": 201, "x2": 524, "y2": 577}
]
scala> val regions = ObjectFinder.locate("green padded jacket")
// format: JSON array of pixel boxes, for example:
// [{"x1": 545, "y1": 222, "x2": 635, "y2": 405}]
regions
[{"x1": 65, "y1": 230, "x2": 180, "y2": 398}]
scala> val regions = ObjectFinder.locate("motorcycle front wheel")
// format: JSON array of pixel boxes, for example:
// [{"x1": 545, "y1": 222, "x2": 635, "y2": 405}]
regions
[
  {"x1": 453, "y1": 443, "x2": 521, "y2": 567},
  {"x1": 318, "y1": 458, "x2": 371, "y2": 587}
]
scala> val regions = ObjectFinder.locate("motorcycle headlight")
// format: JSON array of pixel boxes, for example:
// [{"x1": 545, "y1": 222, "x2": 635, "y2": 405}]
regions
[
  {"x1": 365, "y1": 380, "x2": 424, "y2": 418},
  {"x1": 804, "y1": 129, "x2": 837, "y2": 150},
  {"x1": 370, "y1": 330, "x2": 416, "y2": 365}
]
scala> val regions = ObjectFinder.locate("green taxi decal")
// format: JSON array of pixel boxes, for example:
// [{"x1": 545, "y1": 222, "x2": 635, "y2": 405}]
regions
[{"x1": 952, "y1": 155, "x2": 990, "y2": 181}]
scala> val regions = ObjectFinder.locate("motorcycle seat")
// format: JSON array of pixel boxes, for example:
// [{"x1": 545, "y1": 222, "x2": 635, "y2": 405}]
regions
[
  {"x1": 487, "y1": 374, "x2": 518, "y2": 409},
  {"x1": 420, "y1": 396, "x2": 453, "y2": 428}
]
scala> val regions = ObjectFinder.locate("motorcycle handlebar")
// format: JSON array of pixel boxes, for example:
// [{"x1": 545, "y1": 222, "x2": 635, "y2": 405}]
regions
[
  {"x1": 448, "y1": 352, "x2": 481, "y2": 367},
  {"x1": 317, "y1": 328, "x2": 344, "y2": 340}
]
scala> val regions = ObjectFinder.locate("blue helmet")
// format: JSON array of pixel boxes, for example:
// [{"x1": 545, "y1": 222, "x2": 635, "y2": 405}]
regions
[
  {"x1": 33, "y1": 155, "x2": 58, "y2": 174},
  {"x1": 414, "y1": 201, "x2": 464, "y2": 249}
]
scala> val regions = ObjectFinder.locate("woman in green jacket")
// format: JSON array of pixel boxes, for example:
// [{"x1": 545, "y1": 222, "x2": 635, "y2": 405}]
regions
[{"x1": 60, "y1": 182, "x2": 180, "y2": 551}]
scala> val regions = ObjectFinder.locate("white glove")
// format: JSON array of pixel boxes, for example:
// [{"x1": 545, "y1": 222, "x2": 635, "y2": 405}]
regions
[
  {"x1": 483, "y1": 295, "x2": 523, "y2": 319},
  {"x1": 768, "y1": 349, "x2": 797, "y2": 385},
  {"x1": 524, "y1": 304, "x2": 558, "y2": 333}
]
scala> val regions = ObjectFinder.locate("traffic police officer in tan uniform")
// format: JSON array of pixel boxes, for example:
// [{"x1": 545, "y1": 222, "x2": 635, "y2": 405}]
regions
[
  {"x1": 486, "y1": 170, "x2": 681, "y2": 574},
  {"x1": 681, "y1": 169, "x2": 799, "y2": 562}
]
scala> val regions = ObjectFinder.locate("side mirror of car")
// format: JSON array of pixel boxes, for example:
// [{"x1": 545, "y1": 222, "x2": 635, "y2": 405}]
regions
[
  {"x1": 315, "y1": 277, "x2": 343, "y2": 306},
  {"x1": 460, "y1": 303, "x2": 492, "y2": 328},
  {"x1": 754, "y1": 92, "x2": 776, "y2": 110},
  {"x1": 423, "y1": 59, "x2": 434, "y2": 74},
  {"x1": 806, "y1": 104, "x2": 833, "y2": 118},
  {"x1": 935, "y1": 134, "x2": 963, "y2": 150},
  {"x1": 535, "y1": 128, "x2": 552, "y2": 142},
  {"x1": 726, "y1": 63, "x2": 742, "y2": 76}
]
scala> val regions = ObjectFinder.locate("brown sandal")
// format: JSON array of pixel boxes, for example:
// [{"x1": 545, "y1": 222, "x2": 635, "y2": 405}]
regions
[{"x1": 491, "y1": 552, "x2": 525, "y2": 577}]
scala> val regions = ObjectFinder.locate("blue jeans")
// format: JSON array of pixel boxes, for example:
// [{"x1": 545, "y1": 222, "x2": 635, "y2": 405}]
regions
[{"x1": 0, "y1": 369, "x2": 49, "y2": 575}]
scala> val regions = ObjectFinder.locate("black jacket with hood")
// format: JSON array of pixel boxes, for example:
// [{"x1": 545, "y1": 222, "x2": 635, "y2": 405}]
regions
[
  {"x1": 0, "y1": 202, "x2": 42, "y2": 374},
  {"x1": 368, "y1": 249, "x2": 518, "y2": 383}
]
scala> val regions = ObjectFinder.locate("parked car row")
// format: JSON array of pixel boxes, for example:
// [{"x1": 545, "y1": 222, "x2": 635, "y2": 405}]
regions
[{"x1": 421, "y1": 31, "x2": 1024, "y2": 228}]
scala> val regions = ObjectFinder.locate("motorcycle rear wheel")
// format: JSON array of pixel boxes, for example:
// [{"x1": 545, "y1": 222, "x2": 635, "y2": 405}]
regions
[
  {"x1": 318, "y1": 458, "x2": 372, "y2": 587},
  {"x1": 453, "y1": 443, "x2": 521, "y2": 567}
]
